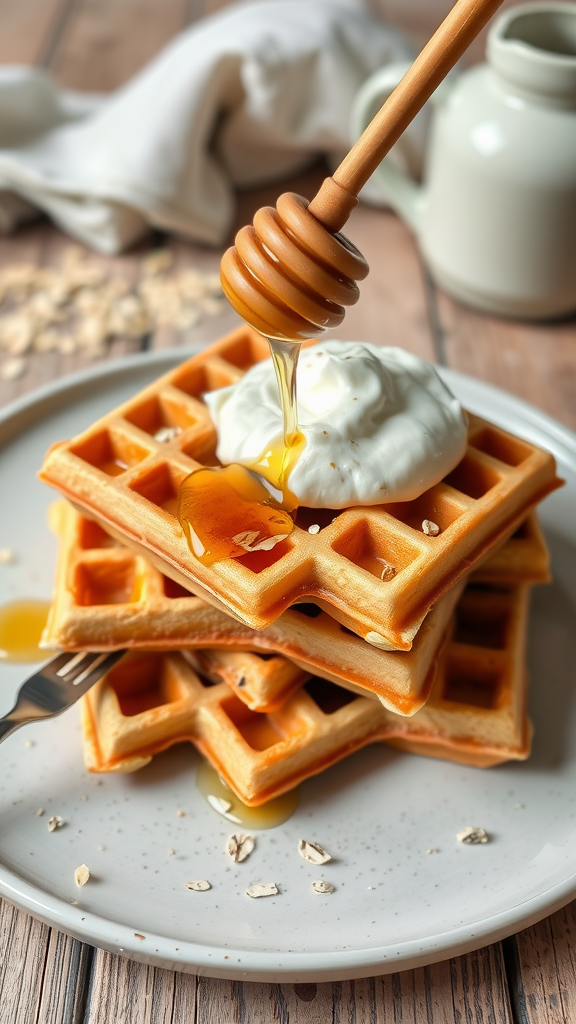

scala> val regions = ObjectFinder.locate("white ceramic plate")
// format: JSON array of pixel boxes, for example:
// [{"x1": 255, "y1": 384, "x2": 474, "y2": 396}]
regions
[{"x1": 1, "y1": 351, "x2": 576, "y2": 983}]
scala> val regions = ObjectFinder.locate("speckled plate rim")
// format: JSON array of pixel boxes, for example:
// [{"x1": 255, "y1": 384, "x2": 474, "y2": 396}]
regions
[{"x1": 1, "y1": 350, "x2": 576, "y2": 983}]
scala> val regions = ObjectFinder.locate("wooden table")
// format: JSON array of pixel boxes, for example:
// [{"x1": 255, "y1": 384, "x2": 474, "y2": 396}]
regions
[{"x1": 1, "y1": 1, "x2": 576, "y2": 1020}]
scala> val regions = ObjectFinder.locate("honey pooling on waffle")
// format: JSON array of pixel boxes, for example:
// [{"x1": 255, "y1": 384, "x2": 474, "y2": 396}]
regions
[
  {"x1": 177, "y1": 336, "x2": 306, "y2": 565},
  {"x1": 177, "y1": 463, "x2": 295, "y2": 566}
]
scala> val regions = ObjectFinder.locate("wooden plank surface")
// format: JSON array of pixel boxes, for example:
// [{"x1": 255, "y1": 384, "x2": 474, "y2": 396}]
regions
[
  {"x1": 82, "y1": 947, "x2": 513, "y2": 1024},
  {"x1": 0, "y1": 0, "x2": 71, "y2": 65},
  {"x1": 49, "y1": 0, "x2": 199, "y2": 89},
  {"x1": 1, "y1": 0, "x2": 576, "y2": 1021},
  {"x1": 433, "y1": 289, "x2": 576, "y2": 432}
]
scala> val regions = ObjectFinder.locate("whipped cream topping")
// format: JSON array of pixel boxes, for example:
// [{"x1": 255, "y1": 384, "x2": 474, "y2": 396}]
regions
[{"x1": 204, "y1": 340, "x2": 468, "y2": 508}]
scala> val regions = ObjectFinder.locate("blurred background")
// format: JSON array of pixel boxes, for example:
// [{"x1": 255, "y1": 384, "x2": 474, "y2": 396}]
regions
[
  {"x1": 0, "y1": 0, "x2": 523, "y2": 83},
  {"x1": 0, "y1": 0, "x2": 574, "y2": 432}
]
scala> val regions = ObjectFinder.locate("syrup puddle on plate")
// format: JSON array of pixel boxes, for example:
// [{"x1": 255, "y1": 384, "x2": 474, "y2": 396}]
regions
[
  {"x1": 0, "y1": 599, "x2": 51, "y2": 663},
  {"x1": 196, "y1": 759, "x2": 299, "y2": 829},
  {"x1": 178, "y1": 336, "x2": 306, "y2": 565}
]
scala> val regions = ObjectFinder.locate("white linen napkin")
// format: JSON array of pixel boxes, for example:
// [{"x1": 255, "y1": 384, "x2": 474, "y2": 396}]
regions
[{"x1": 0, "y1": 0, "x2": 413, "y2": 253}]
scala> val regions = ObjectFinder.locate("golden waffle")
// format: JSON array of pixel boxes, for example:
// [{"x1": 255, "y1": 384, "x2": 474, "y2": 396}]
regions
[
  {"x1": 39, "y1": 326, "x2": 559, "y2": 650},
  {"x1": 81, "y1": 583, "x2": 531, "y2": 805},
  {"x1": 43, "y1": 501, "x2": 461, "y2": 715},
  {"x1": 472, "y1": 512, "x2": 550, "y2": 584}
]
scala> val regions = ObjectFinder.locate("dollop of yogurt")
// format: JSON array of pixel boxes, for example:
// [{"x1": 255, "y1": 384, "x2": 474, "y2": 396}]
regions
[{"x1": 204, "y1": 340, "x2": 468, "y2": 508}]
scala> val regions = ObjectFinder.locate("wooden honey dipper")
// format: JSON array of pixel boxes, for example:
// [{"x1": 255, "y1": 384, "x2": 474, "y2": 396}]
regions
[{"x1": 221, "y1": 0, "x2": 506, "y2": 342}]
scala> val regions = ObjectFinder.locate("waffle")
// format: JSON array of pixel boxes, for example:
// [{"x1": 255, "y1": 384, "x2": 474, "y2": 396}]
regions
[
  {"x1": 81, "y1": 583, "x2": 531, "y2": 805},
  {"x1": 39, "y1": 325, "x2": 559, "y2": 650},
  {"x1": 472, "y1": 512, "x2": 550, "y2": 585},
  {"x1": 43, "y1": 501, "x2": 462, "y2": 715}
]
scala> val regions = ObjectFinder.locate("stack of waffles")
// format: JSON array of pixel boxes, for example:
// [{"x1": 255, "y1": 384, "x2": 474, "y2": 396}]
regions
[{"x1": 39, "y1": 327, "x2": 560, "y2": 806}]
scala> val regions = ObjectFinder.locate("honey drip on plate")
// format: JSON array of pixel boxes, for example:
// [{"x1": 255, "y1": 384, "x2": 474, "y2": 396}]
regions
[
  {"x1": 196, "y1": 759, "x2": 299, "y2": 828},
  {"x1": 0, "y1": 599, "x2": 51, "y2": 663},
  {"x1": 178, "y1": 337, "x2": 305, "y2": 565}
]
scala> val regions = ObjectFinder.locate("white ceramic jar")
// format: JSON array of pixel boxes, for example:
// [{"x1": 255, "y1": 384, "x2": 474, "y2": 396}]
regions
[{"x1": 352, "y1": 3, "x2": 576, "y2": 319}]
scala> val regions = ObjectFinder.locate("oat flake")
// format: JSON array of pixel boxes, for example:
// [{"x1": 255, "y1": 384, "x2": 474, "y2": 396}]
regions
[
  {"x1": 184, "y1": 880, "x2": 211, "y2": 892},
  {"x1": 456, "y1": 826, "x2": 489, "y2": 845},
  {"x1": 308, "y1": 524, "x2": 320, "y2": 535},
  {"x1": 422, "y1": 519, "x2": 440, "y2": 537},
  {"x1": 298, "y1": 839, "x2": 332, "y2": 865},
  {"x1": 245, "y1": 883, "x2": 278, "y2": 899},
  {"x1": 74, "y1": 864, "x2": 90, "y2": 887},
  {"x1": 227, "y1": 833, "x2": 255, "y2": 862},
  {"x1": 312, "y1": 880, "x2": 335, "y2": 894},
  {"x1": 47, "y1": 815, "x2": 64, "y2": 832},
  {"x1": 1, "y1": 357, "x2": 26, "y2": 381},
  {"x1": 154, "y1": 425, "x2": 182, "y2": 443},
  {"x1": 365, "y1": 631, "x2": 391, "y2": 650},
  {"x1": 211, "y1": 797, "x2": 233, "y2": 814},
  {"x1": 0, "y1": 549, "x2": 14, "y2": 564}
]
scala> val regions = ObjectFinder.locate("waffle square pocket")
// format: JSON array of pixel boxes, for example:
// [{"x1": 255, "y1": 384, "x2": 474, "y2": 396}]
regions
[
  {"x1": 44, "y1": 501, "x2": 548, "y2": 716},
  {"x1": 40, "y1": 326, "x2": 559, "y2": 649},
  {"x1": 81, "y1": 582, "x2": 531, "y2": 806}
]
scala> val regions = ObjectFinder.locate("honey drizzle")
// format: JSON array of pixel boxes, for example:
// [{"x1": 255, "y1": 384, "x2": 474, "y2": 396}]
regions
[
  {"x1": 178, "y1": 337, "x2": 306, "y2": 564},
  {"x1": 268, "y1": 338, "x2": 301, "y2": 450},
  {"x1": 196, "y1": 759, "x2": 299, "y2": 829},
  {"x1": 0, "y1": 599, "x2": 51, "y2": 663}
]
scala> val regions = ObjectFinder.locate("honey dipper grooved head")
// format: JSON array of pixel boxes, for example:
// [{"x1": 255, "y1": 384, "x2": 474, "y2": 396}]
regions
[{"x1": 220, "y1": 193, "x2": 369, "y2": 342}]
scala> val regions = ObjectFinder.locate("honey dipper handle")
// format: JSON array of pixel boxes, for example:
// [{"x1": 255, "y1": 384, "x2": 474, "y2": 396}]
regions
[{"x1": 308, "y1": 0, "x2": 505, "y2": 232}]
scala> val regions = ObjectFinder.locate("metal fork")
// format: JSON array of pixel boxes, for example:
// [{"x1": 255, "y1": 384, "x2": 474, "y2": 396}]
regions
[{"x1": 0, "y1": 650, "x2": 126, "y2": 745}]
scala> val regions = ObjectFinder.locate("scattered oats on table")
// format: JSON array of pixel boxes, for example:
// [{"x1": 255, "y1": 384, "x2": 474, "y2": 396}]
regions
[
  {"x1": 0, "y1": 357, "x2": 26, "y2": 381},
  {"x1": 0, "y1": 245, "x2": 224, "y2": 366},
  {"x1": 227, "y1": 833, "x2": 255, "y2": 863},
  {"x1": 298, "y1": 839, "x2": 332, "y2": 865},
  {"x1": 0, "y1": 549, "x2": 14, "y2": 564},
  {"x1": 184, "y1": 880, "x2": 211, "y2": 892},
  {"x1": 456, "y1": 826, "x2": 489, "y2": 845},
  {"x1": 142, "y1": 249, "x2": 173, "y2": 276},
  {"x1": 47, "y1": 815, "x2": 64, "y2": 832}
]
